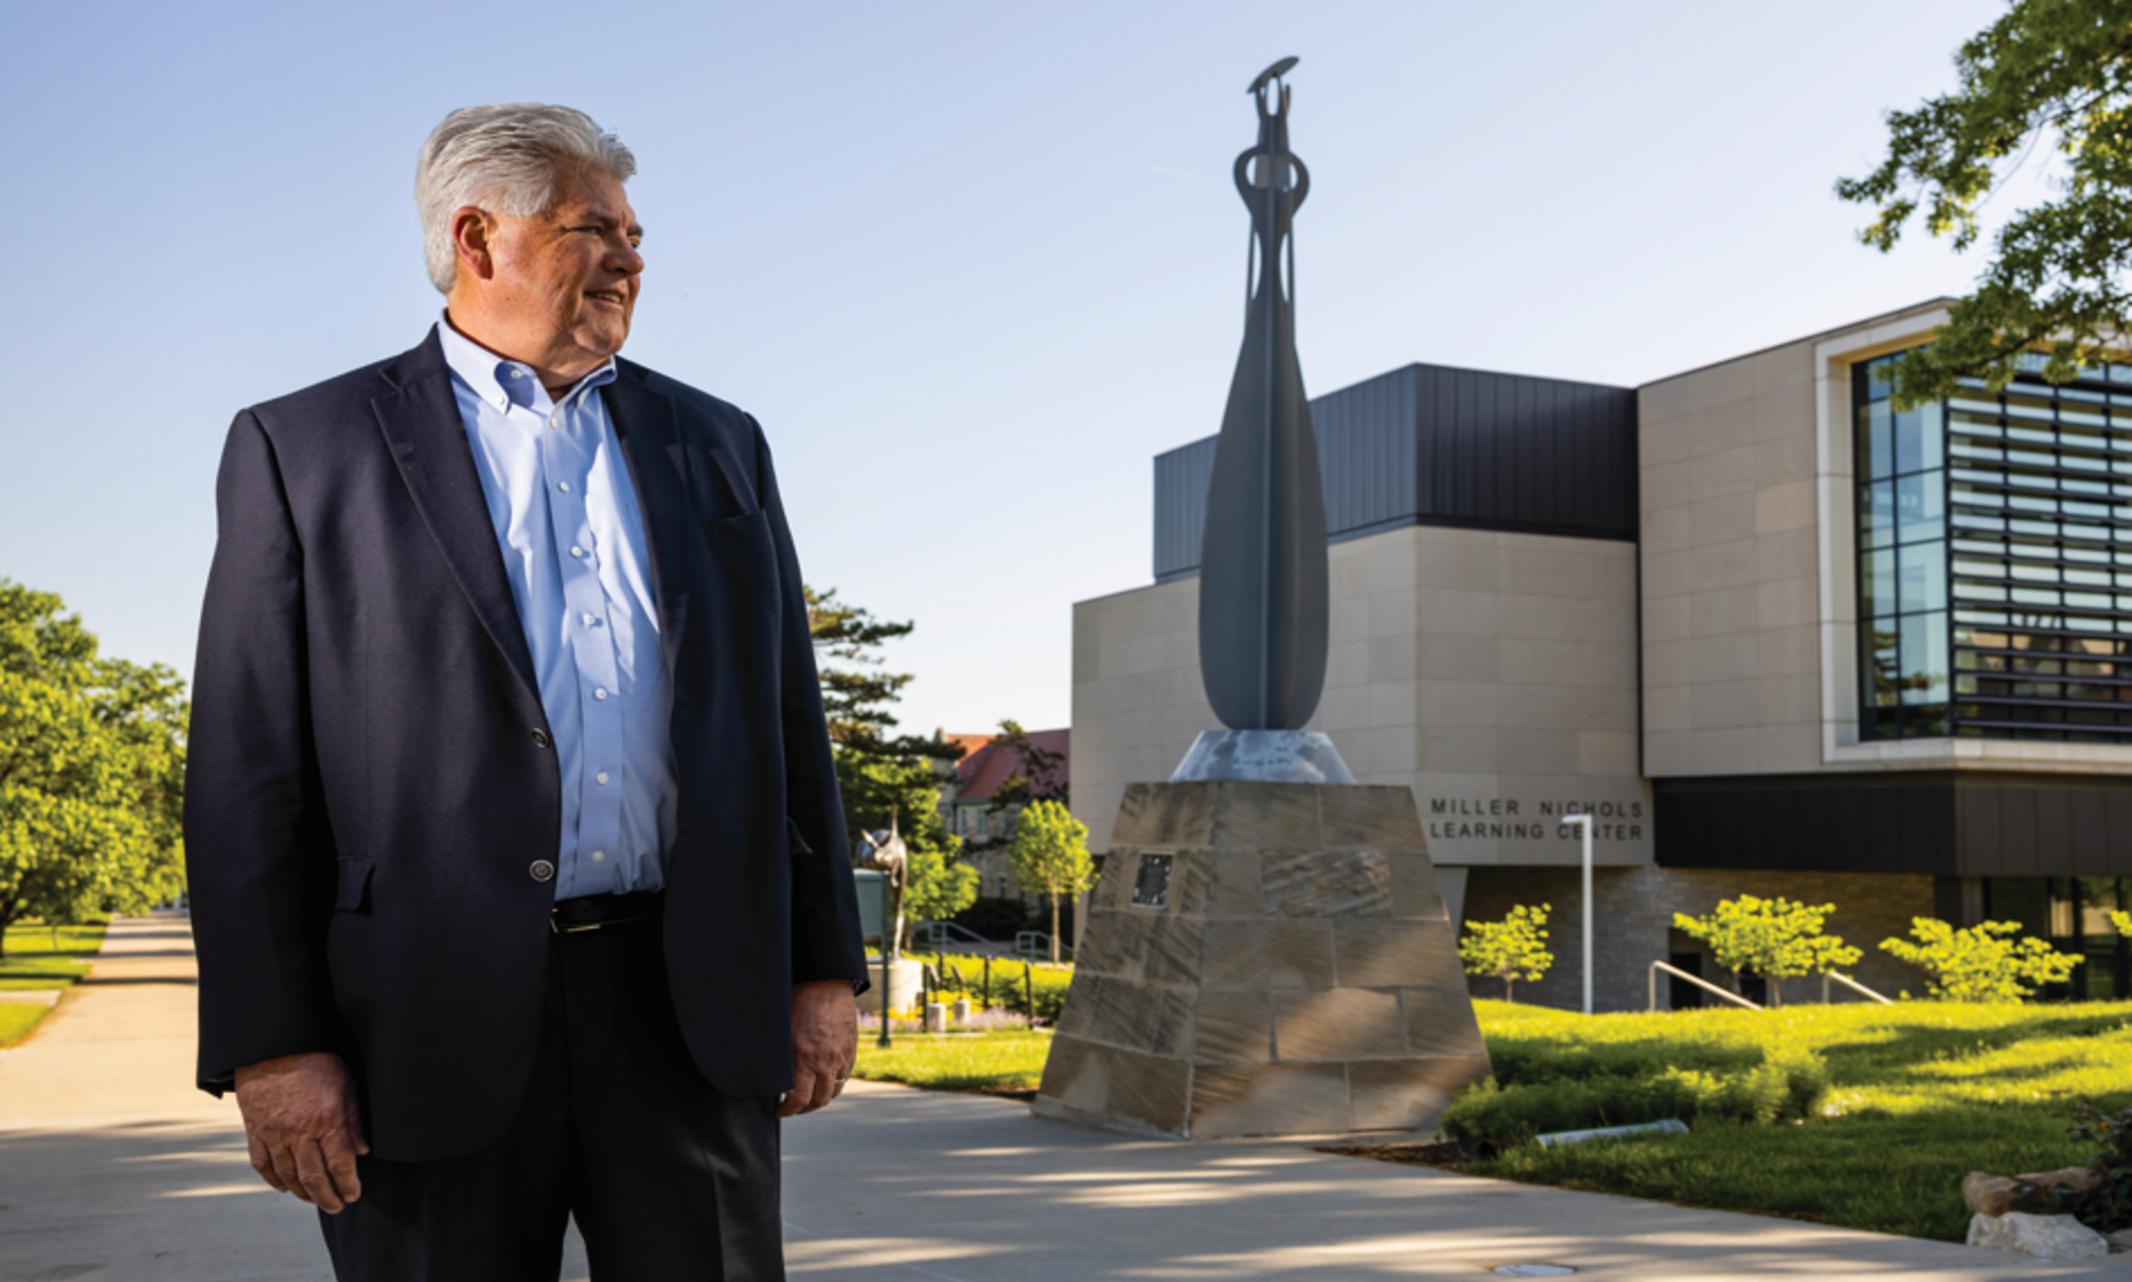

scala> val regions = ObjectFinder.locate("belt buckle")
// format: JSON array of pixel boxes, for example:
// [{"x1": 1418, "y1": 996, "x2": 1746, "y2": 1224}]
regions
[{"x1": 550, "y1": 914, "x2": 605, "y2": 935}]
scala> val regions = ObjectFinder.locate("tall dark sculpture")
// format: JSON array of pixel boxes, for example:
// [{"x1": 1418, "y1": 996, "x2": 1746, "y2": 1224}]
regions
[
  {"x1": 1177, "y1": 58, "x2": 1349, "y2": 785},
  {"x1": 1034, "y1": 57, "x2": 1488, "y2": 1141},
  {"x1": 1198, "y1": 57, "x2": 1328, "y2": 732}
]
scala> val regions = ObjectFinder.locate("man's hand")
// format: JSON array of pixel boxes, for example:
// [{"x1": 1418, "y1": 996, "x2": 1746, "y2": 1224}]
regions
[
  {"x1": 233, "y1": 1051, "x2": 369, "y2": 1212},
  {"x1": 780, "y1": 980, "x2": 858, "y2": 1117}
]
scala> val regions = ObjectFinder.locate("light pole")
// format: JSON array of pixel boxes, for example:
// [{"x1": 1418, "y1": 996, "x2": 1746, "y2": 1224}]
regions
[{"x1": 1564, "y1": 813, "x2": 1593, "y2": 1015}]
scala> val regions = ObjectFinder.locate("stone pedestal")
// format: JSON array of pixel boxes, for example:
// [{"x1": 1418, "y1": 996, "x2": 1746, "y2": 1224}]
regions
[
  {"x1": 1034, "y1": 781, "x2": 1489, "y2": 1139},
  {"x1": 856, "y1": 958, "x2": 923, "y2": 1016}
]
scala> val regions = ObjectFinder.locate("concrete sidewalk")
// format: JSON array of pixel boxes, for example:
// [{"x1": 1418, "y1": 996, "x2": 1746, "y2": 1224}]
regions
[{"x1": 4, "y1": 916, "x2": 2128, "y2": 1280}]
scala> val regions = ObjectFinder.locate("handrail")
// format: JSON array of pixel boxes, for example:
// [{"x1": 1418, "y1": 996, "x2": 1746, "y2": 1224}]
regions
[
  {"x1": 1822, "y1": 970, "x2": 1893, "y2": 1005},
  {"x1": 1648, "y1": 960, "x2": 1762, "y2": 1011},
  {"x1": 922, "y1": 920, "x2": 993, "y2": 949}
]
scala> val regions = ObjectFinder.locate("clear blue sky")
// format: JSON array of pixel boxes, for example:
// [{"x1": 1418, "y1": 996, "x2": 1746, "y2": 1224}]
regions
[{"x1": 1, "y1": 0, "x2": 2014, "y2": 739}]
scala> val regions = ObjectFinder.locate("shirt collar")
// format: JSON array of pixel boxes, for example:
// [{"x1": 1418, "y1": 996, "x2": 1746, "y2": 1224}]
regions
[{"x1": 435, "y1": 312, "x2": 617, "y2": 414}]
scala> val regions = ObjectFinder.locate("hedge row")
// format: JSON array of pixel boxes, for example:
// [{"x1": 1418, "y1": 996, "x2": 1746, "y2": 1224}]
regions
[{"x1": 1442, "y1": 1051, "x2": 1830, "y2": 1139}]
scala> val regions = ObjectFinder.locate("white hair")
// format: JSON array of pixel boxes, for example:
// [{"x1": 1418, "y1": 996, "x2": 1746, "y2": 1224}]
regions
[{"x1": 414, "y1": 103, "x2": 637, "y2": 294}]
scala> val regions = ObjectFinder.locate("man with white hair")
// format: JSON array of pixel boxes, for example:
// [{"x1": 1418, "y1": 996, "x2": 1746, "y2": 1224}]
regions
[{"x1": 184, "y1": 102, "x2": 866, "y2": 1279}]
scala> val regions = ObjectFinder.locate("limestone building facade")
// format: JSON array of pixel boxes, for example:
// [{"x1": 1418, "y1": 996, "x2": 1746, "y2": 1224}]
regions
[{"x1": 1071, "y1": 302, "x2": 2132, "y2": 1011}]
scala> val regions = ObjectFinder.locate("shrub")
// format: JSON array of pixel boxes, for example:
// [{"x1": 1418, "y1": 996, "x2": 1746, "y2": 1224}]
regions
[
  {"x1": 2041, "y1": 1100, "x2": 2132, "y2": 1233},
  {"x1": 1459, "y1": 904, "x2": 1553, "y2": 1002},
  {"x1": 1671, "y1": 895, "x2": 1862, "y2": 1006},
  {"x1": 1879, "y1": 918, "x2": 2084, "y2": 1001},
  {"x1": 1440, "y1": 1048, "x2": 1829, "y2": 1139}
]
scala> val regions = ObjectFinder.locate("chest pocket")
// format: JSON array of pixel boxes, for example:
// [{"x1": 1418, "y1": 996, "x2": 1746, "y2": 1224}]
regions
[{"x1": 686, "y1": 443, "x2": 758, "y2": 520}]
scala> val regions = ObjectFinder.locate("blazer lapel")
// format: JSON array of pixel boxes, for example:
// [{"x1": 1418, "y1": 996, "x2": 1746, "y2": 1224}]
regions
[
  {"x1": 602, "y1": 365, "x2": 693, "y2": 679},
  {"x1": 371, "y1": 333, "x2": 542, "y2": 700}
]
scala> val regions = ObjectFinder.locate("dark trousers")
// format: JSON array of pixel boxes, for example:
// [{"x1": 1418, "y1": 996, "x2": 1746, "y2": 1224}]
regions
[{"x1": 321, "y1": 916, "x2": 783, "y2": 1281}]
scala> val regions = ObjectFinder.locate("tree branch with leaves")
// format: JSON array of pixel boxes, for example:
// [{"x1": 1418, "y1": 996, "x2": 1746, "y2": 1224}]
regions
[{"x1": 1838, "y1": 0, "x2": 2132, "y2": 403}]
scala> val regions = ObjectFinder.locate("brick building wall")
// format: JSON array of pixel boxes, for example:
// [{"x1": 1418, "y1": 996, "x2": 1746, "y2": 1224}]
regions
[{"x1": 1459, "y1": 865, "x2": 1934, "y2": 1012}]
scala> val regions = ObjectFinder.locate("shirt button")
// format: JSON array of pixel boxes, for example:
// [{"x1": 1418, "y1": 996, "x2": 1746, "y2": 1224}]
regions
[
  {"x1": 596, "y1": 771, "x2": 610, "y2": 785},
  {"x1": 591, "y1": 850, "x2": 606, "y2": 863},
  {"x1": 531, "y1": 728, "x2": 552, "y2": 749},
  {"x1": 594, "y1": 687, "x2": 609, "y2": 701},
  {"x1": 559, "y1": 481, "x2": 572, "y2": 493},
  {"x1": 529, "y1": 859, "x2": 556, "y2": 883},
  {"x1": 581, "y1": 613, "x2": 596, "y2": 626},
  {"x1": 570, "y1": 546, "x2": 585, "y2": 558}
]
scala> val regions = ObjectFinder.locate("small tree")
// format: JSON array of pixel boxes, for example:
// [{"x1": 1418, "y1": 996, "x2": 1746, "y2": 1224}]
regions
[
  {"x1": 900, "y1": 835, "x2": 979, "y2": 949},
  {"x1": 1459, "y1": 904, "x2": 1553, "y2": 1003},
  {"x1": 1672, "y1": 895, "x2": 1862, "y2": 1007},
  {"x1": 1880, "y1": 917, "x2": 2084, "y2": 1002},
  {"x1": 1005, "y1": 799, "x2": 1093, "y2": 964}
]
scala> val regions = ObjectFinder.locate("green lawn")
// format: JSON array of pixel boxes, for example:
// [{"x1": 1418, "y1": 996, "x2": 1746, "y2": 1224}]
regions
[
  {"x1": 0, "y1": 1003, "x2": 49, "y2": 1046},
  {"x1": 0, "y1": 918, "x2": 109, "y2": 1046},
  {"x1": 843, "y1": 990, "x2": 2132, "y2": 1244},
  {"x1": 854, "y1": 1030, "x2": 1053, "y2": 1092},
  {"x1": 0, "y1": 919, "x2": 108, "y2": 991},
  {"x1": 1440, "y1": 998, "x2": 2132, "y2": 1243}
]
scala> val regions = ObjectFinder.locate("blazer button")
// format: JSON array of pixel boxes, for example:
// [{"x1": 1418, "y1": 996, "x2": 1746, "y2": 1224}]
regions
[
  {"x1": 531, "y1": 728, "x2": 552, "y2": 749},
  {"x1": 530, "y1": 860, "x2": 556, "y2": 883}
]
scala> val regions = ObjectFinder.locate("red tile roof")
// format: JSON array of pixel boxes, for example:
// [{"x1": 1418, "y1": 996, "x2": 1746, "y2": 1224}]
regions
[{"x1": 948, "y1": 728, "x2": 1070, "y2": 802}]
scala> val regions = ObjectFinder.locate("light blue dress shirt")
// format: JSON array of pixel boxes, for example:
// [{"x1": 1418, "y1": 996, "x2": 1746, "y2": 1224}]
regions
[{"x1": 437, "y1": 316, "x2": 677, "y2": 900}]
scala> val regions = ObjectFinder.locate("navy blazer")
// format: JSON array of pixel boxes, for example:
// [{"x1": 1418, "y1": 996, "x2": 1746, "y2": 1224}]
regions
[{"x1": 184, "y1": 331, "x2": 866, "y2": 1162}]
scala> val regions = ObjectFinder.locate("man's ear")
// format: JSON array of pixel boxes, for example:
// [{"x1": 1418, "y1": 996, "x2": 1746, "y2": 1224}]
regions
[{"x1": 450, "y1": 206, "x2": 499, "y2": 282}]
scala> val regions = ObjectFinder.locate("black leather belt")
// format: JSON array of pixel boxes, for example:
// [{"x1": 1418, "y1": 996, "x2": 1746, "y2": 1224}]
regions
[{"x1": 551, "y1": 890, "x2": 664, "y2": 934}]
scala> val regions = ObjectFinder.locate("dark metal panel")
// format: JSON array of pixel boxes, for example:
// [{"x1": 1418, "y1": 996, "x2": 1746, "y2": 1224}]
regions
[
  {"x1": 2032, "y1": 789, "x2": 2073, "y2": 877},
  {"x1": 2110, "y1": 790, "x2": 2132, "y2": 862},
  {"x1": 1735, "y1": 787, "x2": 1769, "y2": 870},
  {"x1": 2069, "y1": 789, "x2": 2109, "y2": 867},
  {"x1": 1960, "y1": 786, "x2": 2001, "y2": 876},
  {"x1": 1864, "y1": 783, "x2": 1905, "y2": 871},
  {"x1": 1152, "y1": 437, "x2": 1217, "y2": 580},
  {"x1": 1765, "y1": 782, "x2": 1806, "y2": 871},
  {"x1": 1898, "y1": 785, "x2": 1939, "y2": 876},
  {"x1": 1997, "y1": 788, "x2": 2039, "y2": 877},
  {"x1": 1313, "y1": 366, "x2": 1417, "y2": 537},
  {"x1": 1829, "y1": 785, "x2": 1867, "y2": 871},
  {"x1": 1150, "y1": 360, "x2": 1638, "y2": 579}
]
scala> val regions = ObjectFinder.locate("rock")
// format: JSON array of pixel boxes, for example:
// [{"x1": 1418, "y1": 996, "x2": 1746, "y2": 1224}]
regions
[
  {"x1": 1963, "y1": 1172, "x2": 2023, "y2": 1218},
  {"x1": 2015, "y1": 1165, "x2": 2098, "y2": 1196},
  {"x1": 1967, "y1": 1212, "x2": 2110, "y2": 1261},
  {"x1": 2107, "y1": 1228, "x2": 2132, "y2": 1255}
]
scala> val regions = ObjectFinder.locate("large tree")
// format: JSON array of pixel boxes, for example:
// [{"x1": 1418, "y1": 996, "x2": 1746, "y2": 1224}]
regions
[
  {"x1": 1839, "y1": 0, "x2": 2132, "y2": 402},
  {"x1": 805, "y1": 586, "x2": 975, "y2": 949},
  {"x1": 0, "y1": 583, "x2": 187, "y2": 952}
]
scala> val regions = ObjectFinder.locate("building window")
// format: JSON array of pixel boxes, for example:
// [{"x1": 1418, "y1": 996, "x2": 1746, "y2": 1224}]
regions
[
  {"x1": 1856, "y1": 352, "x2": 2132, "y2": 742},
  {"x1": 1856, "y1": 355, "x2": 1950, "y2": 738}
]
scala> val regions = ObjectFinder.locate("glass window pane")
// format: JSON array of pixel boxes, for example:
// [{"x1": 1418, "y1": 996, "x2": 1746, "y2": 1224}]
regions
[
  {"x1": 1867, "y1": 358, "x2": 1895, "y2": 402},
  {"x1": 1897, "y1": 471, "x2": 1946, "y2": 543},
  {"x1": 1861, "y1": 402, "x2": 1894, "y2": 479},
  {"x1": 1899, "y1": 541, "x2": 1947, "y2": 613},
  {"x1": 1864, "y1": 548, "x2": 1897, "y2": 617},
  {"x1": 1895, "y1": 402, "x2": 1945, "y2": 474},
  {"x1": 1865, "y1": 619, "x2": 1902, "y2": 706},
  {"x1": 1900, "y1": 611, "x2": 1950, "y2": 705},
  {"x1": 1862, "y1": 481, "x2": 1895, "y2": 549}
]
